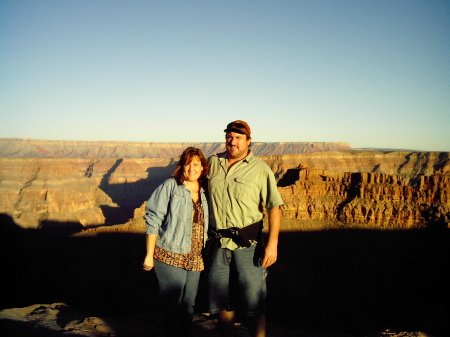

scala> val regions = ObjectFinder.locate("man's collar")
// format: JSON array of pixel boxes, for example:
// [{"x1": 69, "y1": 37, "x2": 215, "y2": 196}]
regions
[
  {"x1": 242, "y1": 150, "x2": 253, "y2": 162},
  {"x1": 217, "y1": 150, "x2": 253, "y2": 162}
]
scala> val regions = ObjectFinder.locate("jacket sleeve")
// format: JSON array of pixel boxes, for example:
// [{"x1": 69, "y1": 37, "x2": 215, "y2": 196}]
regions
[{"x1": 144, "y1": 179, "x2": 173, "y2": 235}]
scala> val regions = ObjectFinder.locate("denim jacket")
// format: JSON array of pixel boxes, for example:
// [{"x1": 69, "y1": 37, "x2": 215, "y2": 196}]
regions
[{"x1": 144, "y1": 178, "x2": 209, "y2": 254}]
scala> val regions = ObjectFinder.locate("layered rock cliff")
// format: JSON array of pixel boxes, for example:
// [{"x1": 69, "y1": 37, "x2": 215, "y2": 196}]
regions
[
  {"x1": 118, "y1": 151, "x2": 449, "y2": 231},
  {"x1": 1, "y1": 145, "x2": 448, "y2": 230},
  {"x1": 276, "y1": 168, "x2": 449, "y2": 228},
  {"x1": 0, "y1": 157, "x2": 173, "y2": 229},
  {"x1": 0, "y1": 138, "x2": 351, "y2": 158},
  {"x1": 0, "y1": 158, "x2": 116, "y2": 229},
  {"x1": 262, "y1": 151, "x2": 449, "y2": 228}
]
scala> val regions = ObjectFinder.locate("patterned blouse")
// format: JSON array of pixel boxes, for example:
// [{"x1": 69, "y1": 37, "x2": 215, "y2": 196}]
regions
[{"x1": 154, "y1": 201, "x2": 205, "y2": 272}]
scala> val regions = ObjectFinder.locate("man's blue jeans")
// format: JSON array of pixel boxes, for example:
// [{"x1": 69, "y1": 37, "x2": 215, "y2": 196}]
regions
[
  {"x1": 208, "y1": 245, "x2": 267, "y2": 316},
  {"x1": 154, "y1": 259, "x2": 201, "y2": 337}
]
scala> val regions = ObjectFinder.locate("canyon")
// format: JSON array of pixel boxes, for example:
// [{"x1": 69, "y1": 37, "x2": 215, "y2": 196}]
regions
[
  {"x1": 0, "y1": 139, "x2": 448, "y2": 230},
  {"x1": 0, "y1": 139, "x2": 449, "y2": 336}
]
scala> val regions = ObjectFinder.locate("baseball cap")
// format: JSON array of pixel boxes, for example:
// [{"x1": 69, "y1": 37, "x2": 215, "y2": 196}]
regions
[{"x1": 224, "y1": 120, "x2": 251, "y2": 137}]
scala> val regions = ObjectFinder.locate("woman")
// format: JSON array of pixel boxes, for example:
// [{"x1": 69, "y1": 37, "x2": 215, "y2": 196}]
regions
[{"x1": 143, "y1": 147, "x2": 209, "y2": 337}]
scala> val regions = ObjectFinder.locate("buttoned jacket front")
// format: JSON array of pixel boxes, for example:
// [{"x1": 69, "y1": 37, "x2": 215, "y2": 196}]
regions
[{"x1": 145, "y1": 178, "x2": 209, "y2": 254}]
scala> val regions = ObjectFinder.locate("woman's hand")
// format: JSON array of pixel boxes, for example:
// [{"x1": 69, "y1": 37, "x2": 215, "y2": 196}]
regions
[
  {"x1": 143, "y1": 255, "x2": 154, "y2": 271},
  {"x1": 143, "y1": 234, "x2": 157, "y2": 271}
]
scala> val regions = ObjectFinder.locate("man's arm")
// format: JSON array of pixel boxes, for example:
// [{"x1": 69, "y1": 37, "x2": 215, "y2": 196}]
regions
[{"x1": 262, "y1": 205, "x2": 281, "y2": 268}]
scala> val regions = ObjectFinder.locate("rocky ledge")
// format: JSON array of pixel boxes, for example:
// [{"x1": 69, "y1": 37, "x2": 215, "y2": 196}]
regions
[{"x1": 0, "y1": 303, "x2": 439, "y2": 337}]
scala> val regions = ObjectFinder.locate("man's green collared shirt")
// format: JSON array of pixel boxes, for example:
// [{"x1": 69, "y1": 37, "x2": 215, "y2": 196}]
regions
[{"x1": 207, "y1": 151, "x2": 284, "y2": 250}]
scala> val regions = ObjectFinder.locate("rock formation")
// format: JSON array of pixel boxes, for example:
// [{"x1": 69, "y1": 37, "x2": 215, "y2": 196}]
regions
[
  {"x1": 262, "y1": 151, "x2": 449, "y2": 229},
  {"x1": 277, "y1": 169, "x2": 449, "y2": 228},
  {"x1": 0, "y1": 138, "x2": 352, "y2": 158},
  {"x1": 119, "y1": 154, "x2": 449, "y2": 232},
  {"x1": 0, "y1": 158, "x2": 116, "y2": 229},
  {"x1": 1, "y1": 145, "x2": 449, "y2": 230}
]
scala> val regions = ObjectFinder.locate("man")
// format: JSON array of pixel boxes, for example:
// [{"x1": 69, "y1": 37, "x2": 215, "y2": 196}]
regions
[{"x1": 207, "y1": 120, "x2": 283, "y2": 337}]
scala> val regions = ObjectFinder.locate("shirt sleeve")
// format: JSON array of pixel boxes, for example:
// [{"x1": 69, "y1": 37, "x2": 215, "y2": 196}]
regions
[{"x1": 262, "y1": 164, "x2": 284, "y2": 211}]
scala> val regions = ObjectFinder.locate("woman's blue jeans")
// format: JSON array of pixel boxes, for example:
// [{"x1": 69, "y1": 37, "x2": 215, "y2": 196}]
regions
[{"x1": 154, "y1": 259, "x2": 201, "y2": 337}]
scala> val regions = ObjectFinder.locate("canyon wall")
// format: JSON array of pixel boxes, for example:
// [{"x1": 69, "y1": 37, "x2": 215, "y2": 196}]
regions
[
  {"x1": 263, "y1": 151, "x2": 449, "y2": 229},
  {"x1": 119, "y1": 151, "x2": 449, "y2": 231},
  {"x1": 1, "y1": 147, "x2": 448, "y2": 230},
  {"x1": 276, "y1": 168, "x2": 449, "y2": 228},
  {"x1": 0, "y1": 157, "x2": 173, "y2": 229},
  {"x1": 0, "y1": 138, "x2": 351, "y2": 158}
]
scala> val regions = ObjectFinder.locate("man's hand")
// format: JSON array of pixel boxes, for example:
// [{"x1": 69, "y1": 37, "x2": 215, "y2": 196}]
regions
[
  {"x1": 262, "y1": 242, "x2": 277, "y2": 268},
  {"x1": 262, "y1": 206, "x2": 281, "y2": 268}
]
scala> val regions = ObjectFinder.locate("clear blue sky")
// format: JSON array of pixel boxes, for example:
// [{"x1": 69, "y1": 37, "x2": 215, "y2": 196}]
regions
[{"x1": 1, "y1": 0, "x2": 449, "y2": 151}]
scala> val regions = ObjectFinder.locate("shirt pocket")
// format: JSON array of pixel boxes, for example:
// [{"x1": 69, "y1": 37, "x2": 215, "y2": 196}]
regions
[{"x1": 233, "y1": 177, "x2": 257, "y2": 199}]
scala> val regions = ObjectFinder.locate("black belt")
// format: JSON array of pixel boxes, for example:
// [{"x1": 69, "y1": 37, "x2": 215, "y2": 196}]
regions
[{"x1": 208, "y1": 221, "x2": 262, "y2": 248}]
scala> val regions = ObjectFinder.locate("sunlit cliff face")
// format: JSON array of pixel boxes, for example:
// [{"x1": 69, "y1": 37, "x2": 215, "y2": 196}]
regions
[{"x1": 0, "y1": 144, "x2": 448, "y2": 230}]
